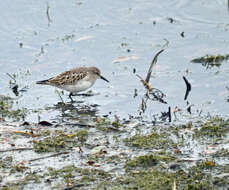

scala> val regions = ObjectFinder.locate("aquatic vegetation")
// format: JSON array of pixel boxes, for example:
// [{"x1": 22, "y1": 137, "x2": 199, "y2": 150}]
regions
[
  {"x1": 1, "y1": 105, "x2": 229, "y2": 190},
  {"x1": 194, "y1": 117, "x2": 229, "y2": 138},
  {"x1": 125, "y1": 153, "x2": 175, "y2": 170},
  {"x1": 0, "y1": 98, "x2": 27, "y2": 120},
  {"x1": 191, "y1": 54, "x2": 229, "y2": 68},
  {"x1": 76, "y1": 129, "x2": 89, "y2": 143},
  {"x1": 33, "y1": 130, "x2": 78, "y2": 152},
  {"x1": 124, "y1": 132, "x2": 175, "y2": 149},
  {"x1": 96, "y1": 166, "x2": 215, "y2": 190},
  {"x1": 46, "y1": 165, "x2": 111, "y2": 189}
]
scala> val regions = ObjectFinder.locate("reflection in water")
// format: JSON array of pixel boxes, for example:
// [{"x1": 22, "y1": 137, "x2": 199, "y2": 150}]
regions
[
  {"x1": 138, "y1": 89, "x2": 169, "y2": 122},
  {"x1": 48, "y1": 101, "x2": 99, "y2": 127}
]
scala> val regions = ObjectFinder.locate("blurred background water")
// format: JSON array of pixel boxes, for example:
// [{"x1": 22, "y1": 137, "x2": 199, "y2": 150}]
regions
[{"x1": 0, "y1": 0, "x2": 228, "y2": 122}]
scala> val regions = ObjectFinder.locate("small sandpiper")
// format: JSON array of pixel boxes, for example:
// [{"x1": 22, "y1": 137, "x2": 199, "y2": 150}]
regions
[{"x1": 36, "y1": 66, "x2": 109, "y2": 102}]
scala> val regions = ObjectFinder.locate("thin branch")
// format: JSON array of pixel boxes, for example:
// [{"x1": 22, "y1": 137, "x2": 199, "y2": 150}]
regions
[
  {"x1": 145, "y1": 49, "x2": 164, "y2": 83},
  {"x1": 6, "y1": 73, "x2": 16, "y2": 83},
  {"x1": 29, "y1": 151, "x2": 69, "y2": 162},
  {"x1": 136, "y1": 74, "x2": 152, "y2": 91},
  {"x1": 0, "y1": 147, "x2": 33, "y2": 153},
  {"x1": 46, "y1": 3, "x2": 52, "y2": 25}
]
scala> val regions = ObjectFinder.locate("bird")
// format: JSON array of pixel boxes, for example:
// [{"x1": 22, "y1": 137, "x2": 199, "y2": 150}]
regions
[{"x1": 36, "y1": 66, "x2": 109, "y2": 102}]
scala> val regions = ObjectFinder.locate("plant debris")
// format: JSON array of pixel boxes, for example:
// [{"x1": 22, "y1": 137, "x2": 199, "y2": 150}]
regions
[{"x1": 191, "y1": 54, "x2": 229, "y2": 68}]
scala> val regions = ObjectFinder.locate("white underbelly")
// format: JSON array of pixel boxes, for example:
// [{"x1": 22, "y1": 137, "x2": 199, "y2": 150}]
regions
[{"x1": 58, "y1": 81, "x2": 94, "y2": 93}]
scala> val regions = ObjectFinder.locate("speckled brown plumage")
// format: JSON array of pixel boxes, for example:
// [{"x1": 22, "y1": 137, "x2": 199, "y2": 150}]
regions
[
  {"x1": 36, "y1": 67, "x2": 109, "y2": 102},
  {"x1": 47, "y1": 68, "x2": 88, "y2": 85}
]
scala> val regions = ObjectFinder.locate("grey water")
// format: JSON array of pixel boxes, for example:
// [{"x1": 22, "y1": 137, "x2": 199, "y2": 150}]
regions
[{"x1": 0, "y1": 0, "x2": 228, "y2": 122}]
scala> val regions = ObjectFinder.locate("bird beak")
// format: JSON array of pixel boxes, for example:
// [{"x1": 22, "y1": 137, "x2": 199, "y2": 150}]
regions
[{"x1": 100, "y1": 75, "x2": 109, "y2": 82}]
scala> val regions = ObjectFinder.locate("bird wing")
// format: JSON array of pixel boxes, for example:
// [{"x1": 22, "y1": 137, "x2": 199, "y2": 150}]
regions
[{"x1": 48, "y1": 70, "x2": 88, "y2": 85}]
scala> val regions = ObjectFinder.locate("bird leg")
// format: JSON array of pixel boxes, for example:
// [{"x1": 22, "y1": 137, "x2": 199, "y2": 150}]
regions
[{"x1": 69, "y1": 92, "x2": 74, "y2": 102}]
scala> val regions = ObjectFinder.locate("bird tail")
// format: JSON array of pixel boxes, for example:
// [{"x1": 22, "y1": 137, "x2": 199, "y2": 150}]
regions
[
  {"x1": 36, "y1": 77, "x2": 54, "y2": 85},
  {"x1": 36, "y1": 79, "x2": 50, "y2": 85}
]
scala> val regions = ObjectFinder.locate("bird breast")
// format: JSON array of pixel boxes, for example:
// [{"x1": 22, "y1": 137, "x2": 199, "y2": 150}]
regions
[{"x1": 59, "y1": 79, "x2": 95, "y2": 93}]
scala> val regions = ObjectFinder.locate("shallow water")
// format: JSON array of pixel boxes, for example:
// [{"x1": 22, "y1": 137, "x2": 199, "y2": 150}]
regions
[
  {"x1": 1, "y1": 1, "x2": 229, "y2": 189},
  {"x1": 0, "y1": 0, "x2": 229, "y2": 122}
]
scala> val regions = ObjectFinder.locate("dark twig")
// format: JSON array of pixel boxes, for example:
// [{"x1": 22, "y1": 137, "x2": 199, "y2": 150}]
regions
[
  {"x1": 0, "y1": 147, "x2": 33, "y2": 153},
  {"x1": 136, "y1": 49, "x2": 164, "y2": 92},
  {"x1": 168, "y1": 106, "x2": 171, "y2": 122},
  {"x1": 162, "y1": 39, "x2": 169, "y2": 48},
  {"x1": 136, "y1": 74, "x2": 152, "y2": 91},
  {"x1": 6, "y1": 73, "x2": 19, "y2": 96},
  {"x1": 187, "y1": 105, "x2": 191, "y2": 114},
  {"x1": 159, "y1": 107, "x2": 171, "y2": 122},
  {"x1": 147, "y1": 88, "x2": 167, "y2": 104},
  {"x1": 29, "y1": 151, "x2": 69, "y2": 162},
  {"x1": 141, "y1": 98, "x2": 147, "y2": 113},
  {"x1": 46, "y1": 3, "x2": 52, "y2": 25},
  {"x1": 64, "y1": 184, "x2": 85, "y2": 190},
  {"x1": 6, "y1": 73, "x2": 16, "y2": 83},
  {"x1": 183, "y1": 76, "x2": 191, "y2": 100},
  {"x1": 12, "y1": 85, "x2": 19, "y2": 96},
  {"x1": 145, "y1": 49, "x2": 164, "y2": 83},
  {"x1": 228, "y1": 0, "x2": 229, "y2": 13},
  {"x1": 72, "y1": 93, "x2": 94, "y2": 97}
]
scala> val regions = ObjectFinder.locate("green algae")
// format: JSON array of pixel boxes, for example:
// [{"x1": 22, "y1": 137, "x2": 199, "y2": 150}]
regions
[
  {"x1": 46, "y1": 164, "x2": 111, "y2": 189},
  {"x1": 95, "y1": 164, "x2": 221, "y2": 190},
  {"x1": 4, "y1": 172, "x2": 42, "y2": 189},
  {"x1": 96, "y1": 117, "x2": 123, "y2": 131},
  {"x1": 0, "y1": 99, "x2": 27, "y2": 120},
  {"x1": 33, "y1": 130, "x2": 78, "y2": 152},
  {"x1": 0, "y1": 157, "x2": 42, "y2": 190},
  {"x1": 1, "y1": 111, "x2": 229, "y2": 190},
  {"x1": 191, "y1": 54, "x2": 229, "y2": 68},
  {"x1": 111, "y1": 121, "x2": 122, "y2": 128},
  {"x1": 76, "y1": 129, "x2": 88, "y2": 143},
  {"x1": 125, "y1": 153, "x2": 175, "y2": 171},
  {"x1": 124, "y1": 132, "x2": 174, "y2": 149},
  {"x1": 95, "y1": 168, "x2": 206, "y2": 190},
  {"x1": 194, "y1": 117, "x2": 229, "y2": 138}
]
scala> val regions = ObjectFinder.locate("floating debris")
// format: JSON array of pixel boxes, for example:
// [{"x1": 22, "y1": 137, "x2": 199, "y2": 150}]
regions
[
  {"x1": 183, "y1": 76, "x2": 191, "y2": 100},
  {"x1": 159, "y1": 106, "x2": 171, "y2": 122},
  {"x1": 167, "y1": 17, "x2": 175, "y2": 23},
  {"x1": 137, "y1": 49, "x2": 164, "y2": 92},
  {"x1": 145, "y1": 49, "x2": 164, "y2": 84},
  {"x1": 38, "y1": 120, "x2": 52, "y2": 126},
  {"x1": 90, "y1": 145, "x2": 106, "y2": 155},
  {"x1": 74, "y1": 35, "x2": 94, "y2": 42},
  {"x1": 19, "y1": 42, "x2": 23, "y2": 48},
  {"x1": 112, "y1": 55, "x2": 139, "y2": 63},
  {"x1": 191, "y1": 54, "x2": 229, "y2": 68},
  {"x1": 29, "y1": 151, "x2": 69, "y2": 162},
  {"x1": 137, "y1": 50, "x2": 167, "y2": 114},
  {"x1": 6, "y1": 72, "x2": 29, "y2": 96},
  {"x1": 46, "y1": 2, "x2": 52, "y2": 26}
]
